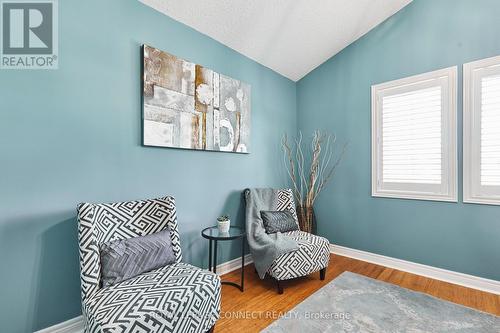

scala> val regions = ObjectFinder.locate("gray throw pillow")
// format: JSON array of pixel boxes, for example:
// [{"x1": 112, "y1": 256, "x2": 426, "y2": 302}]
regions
[
  {"x1": 100, "y1": 229, "x2": 176, "y2": 287},
  {"x1": 260, "y1": 210, "x2": 299, "y2": 234}
]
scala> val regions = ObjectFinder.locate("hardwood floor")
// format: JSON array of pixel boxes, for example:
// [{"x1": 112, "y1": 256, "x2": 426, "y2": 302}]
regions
[{"x1": 214, "y1": 254, "x2": 500, "y2": 333}]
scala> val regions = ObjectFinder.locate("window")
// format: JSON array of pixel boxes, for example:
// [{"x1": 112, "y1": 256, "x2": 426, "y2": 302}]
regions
[
  {"x1": 464, "y1": 55, "x2": 500, "y2": 205},
  {"x1": 372, "y1": 67, "x2": 457, "y2": 202}
]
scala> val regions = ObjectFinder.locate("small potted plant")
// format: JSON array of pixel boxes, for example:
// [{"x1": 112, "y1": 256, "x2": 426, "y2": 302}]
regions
[{"x1": 217, "y1": 215, "x2": 230, "y2": 233}]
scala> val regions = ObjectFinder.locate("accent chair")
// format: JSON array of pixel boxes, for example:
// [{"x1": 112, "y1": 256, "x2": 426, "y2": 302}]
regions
[
  {"x1": 77, "y1": 196, "x2": 220, "y2": 333},
  {"x1": 245, "y1": 188, "x2": 330, "y2": 294}
]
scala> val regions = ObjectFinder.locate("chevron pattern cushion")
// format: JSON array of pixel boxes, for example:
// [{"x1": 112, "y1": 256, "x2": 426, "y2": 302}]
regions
[
  {"x1": 100, "y1": 229, "x2": 177, "y2": 287},
  {"x1": 77, "y1": 196, "x2": 221, "y2": 333},
  {"x1": 267, "y1": 230, "x2": 330, "y2": 280},
  {"x1": 83, "y1": 263, "x2": 221, "y2": 333}
]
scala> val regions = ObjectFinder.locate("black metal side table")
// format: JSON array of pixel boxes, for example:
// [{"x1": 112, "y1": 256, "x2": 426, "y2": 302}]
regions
[{"x1": 201, "y1": 226, "x2": 246, "y2": 292}]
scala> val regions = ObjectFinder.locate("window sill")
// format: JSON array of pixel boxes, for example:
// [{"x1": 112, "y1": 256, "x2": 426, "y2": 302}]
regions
[{"x1": 372, "y1": 191, "x2": 458, "y2": 203}]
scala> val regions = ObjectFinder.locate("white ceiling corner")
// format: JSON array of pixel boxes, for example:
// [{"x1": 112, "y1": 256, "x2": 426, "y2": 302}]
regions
[{"x1": 139, "y1": 0, "x2": 412, "y2": 81}]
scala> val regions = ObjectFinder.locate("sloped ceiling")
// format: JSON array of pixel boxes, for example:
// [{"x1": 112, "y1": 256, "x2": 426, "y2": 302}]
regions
[{"x1": 140, "y1": 0, "x2": 412, "y2": 81}]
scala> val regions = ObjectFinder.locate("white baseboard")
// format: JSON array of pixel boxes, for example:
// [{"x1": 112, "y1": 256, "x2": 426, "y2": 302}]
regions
[
  {"x1": 330, "y1": 244, "x2": 500, "y2": 295},
  {"x1": 215, "y1": 253, "x2": 253, "y2": 276},
  {"x1": 33, "y1": 255, "x2": 253, "y2": 333},
  {"x1": 34, "y1": 316, "x2": 84, "y2": 333}
]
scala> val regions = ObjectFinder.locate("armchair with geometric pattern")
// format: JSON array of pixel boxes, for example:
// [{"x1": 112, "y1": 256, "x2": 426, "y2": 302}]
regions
[
  {"x1": 245, "y1": 188, "x2": 330, "y2": 294},
  {"x1": 77, "y1": 196, "x2": 220, "y2": 333}
]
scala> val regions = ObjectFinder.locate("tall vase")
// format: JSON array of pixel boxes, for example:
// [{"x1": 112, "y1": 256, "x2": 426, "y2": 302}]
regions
[{"x1": 297, "y1": 205, "x2": 315, "y2": 233}]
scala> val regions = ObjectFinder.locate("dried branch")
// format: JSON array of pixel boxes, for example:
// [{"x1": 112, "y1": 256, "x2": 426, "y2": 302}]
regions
[
  {"x1": 281, "y1": 130, "x2": 347, "y2": 216},
  {"x1": 295, "y1": 133, "x2": 307, "y2": 202},
  {"x1": 312, "y1": 141, "x2": 348, "y2": 203},
  {"x1": 282, "y1": 134, "x2": 302, "y2": 205}
]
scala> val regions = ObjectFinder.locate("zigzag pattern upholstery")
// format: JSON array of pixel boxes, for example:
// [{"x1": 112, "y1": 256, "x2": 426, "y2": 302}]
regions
[
  {"x1": 274, "y1": 189, "x2": 299, "y2": 224},
  {"x1": 267, "y1": 189, "x2": 330, "y2": 280},
  {"x1": 267, "y1": 230, "x2": 330, "y2": 280},
  {"x1": 83, "y1": 263, "x2": 221, "y2": 333},
  {"x1": 77, "y1": 196, "x2": 220, "y2": 333}
]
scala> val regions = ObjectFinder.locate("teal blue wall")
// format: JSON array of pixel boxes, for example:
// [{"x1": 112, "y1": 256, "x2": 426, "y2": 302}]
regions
[
  {"x1": 3, "y1": 0, "x2": 500, "y2": 331},
  {"x1": 297, "y1": 0, "x2": 500, "y2": 281},
  {"x1": 0, "y1": 1, "x2": 296, "y2": 332}
]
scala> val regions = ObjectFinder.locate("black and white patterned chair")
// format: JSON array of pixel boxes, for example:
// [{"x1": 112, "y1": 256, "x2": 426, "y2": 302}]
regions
[
  {"x1": 248, "y1": 189, "x2": 330, "y2": 294},
  {"x1": 77, "y1": 196, "x2": 221, "y2": 333}
]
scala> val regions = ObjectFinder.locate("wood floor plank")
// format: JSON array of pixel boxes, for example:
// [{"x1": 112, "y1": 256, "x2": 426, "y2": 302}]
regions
[{"x1": 214, "y1": 254, "x2": 499, "y2": 332}]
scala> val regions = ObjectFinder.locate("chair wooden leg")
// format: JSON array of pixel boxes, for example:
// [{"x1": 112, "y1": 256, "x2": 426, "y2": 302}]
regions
[
  {"x1": 276, "y1": 279, "x2": 284, "y2": 294},
  {"x1": 207, "y1": 324, "x2": 215, "y2": 333},
  {"x1": 320, "y1": 267, "x2": 326, "y2": 280}
]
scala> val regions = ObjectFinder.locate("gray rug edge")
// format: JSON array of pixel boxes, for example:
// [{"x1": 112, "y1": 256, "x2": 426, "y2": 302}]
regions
[
  {"x1": 261, "y1": 270, "x2": 499, "y2": 332},
  {"x1": 337, "y1": 271, "x2": 500, "y2": 318}
]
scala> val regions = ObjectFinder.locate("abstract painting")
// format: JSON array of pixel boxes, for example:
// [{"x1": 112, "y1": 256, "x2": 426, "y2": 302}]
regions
[{"x1": 142, "y1": 44, "x2": 251, "y2": 153}]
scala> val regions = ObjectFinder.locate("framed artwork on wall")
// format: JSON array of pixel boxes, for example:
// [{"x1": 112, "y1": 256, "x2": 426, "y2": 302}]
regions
[{"x1": 142, "y1": 44, "x2": 251, "y2": 153}]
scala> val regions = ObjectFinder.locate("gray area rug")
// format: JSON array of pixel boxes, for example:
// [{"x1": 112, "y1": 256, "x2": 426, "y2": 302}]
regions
[{"x1": 262, "y1": 271, "x2": 500, "y2": 332}]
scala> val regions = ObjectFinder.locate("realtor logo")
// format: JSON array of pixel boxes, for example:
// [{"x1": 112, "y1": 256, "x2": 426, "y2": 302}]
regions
[{"x1": 1, "y1": 0, "x2": 58, "y2": 69}]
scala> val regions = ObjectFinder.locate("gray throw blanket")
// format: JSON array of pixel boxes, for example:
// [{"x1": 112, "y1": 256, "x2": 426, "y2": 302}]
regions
[{"x1": 244, "y1": 188, "x2": 299, "y2": 279}]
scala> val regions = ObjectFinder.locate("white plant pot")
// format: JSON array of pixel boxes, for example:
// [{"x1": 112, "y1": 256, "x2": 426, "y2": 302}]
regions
[{"x1": 217, "y1": 219, "x2": 230, "y2": 233}]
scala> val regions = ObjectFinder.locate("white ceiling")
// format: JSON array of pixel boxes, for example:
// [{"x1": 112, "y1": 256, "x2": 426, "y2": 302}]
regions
[{"x1": 140, "y1": 0, "x2": 412, "y2": 81}]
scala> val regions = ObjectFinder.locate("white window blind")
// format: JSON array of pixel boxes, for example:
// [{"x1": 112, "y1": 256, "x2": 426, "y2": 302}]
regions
[
  {"x1": 464, "y1": 55, "x2": 500, "y2": 205},
  {"x1": 382, "y1": 86, "x2": 442, "y2": 184},
  {"x1": 372, "y1": 67, "x2": 457, "y2": 202},
  {"x1": 480, "y1": 76, "x2": 500, "y2": 186}
]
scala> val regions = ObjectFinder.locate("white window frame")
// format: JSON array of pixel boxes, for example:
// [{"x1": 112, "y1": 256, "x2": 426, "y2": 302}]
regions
[
  {"x1": 371, "y1": 67, "x2": 458, "y2": 202},
  {"x1": 463, "y1": 55, "x2": 500, "y2": 205}
]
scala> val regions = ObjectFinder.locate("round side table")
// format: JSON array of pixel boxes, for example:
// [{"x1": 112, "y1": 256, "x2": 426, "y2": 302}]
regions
[{"x1": 201, "y1": 226, "x2": 246, "y2": 292}]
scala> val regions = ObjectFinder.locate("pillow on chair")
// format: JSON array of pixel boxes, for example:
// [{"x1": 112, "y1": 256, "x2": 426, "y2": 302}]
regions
[
  {"x1": 100, "y1": 229, "x2": 176, "y2": 287},
  {"x1": 260, "y1": 211, "x2": 299, "y2": 234}
]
